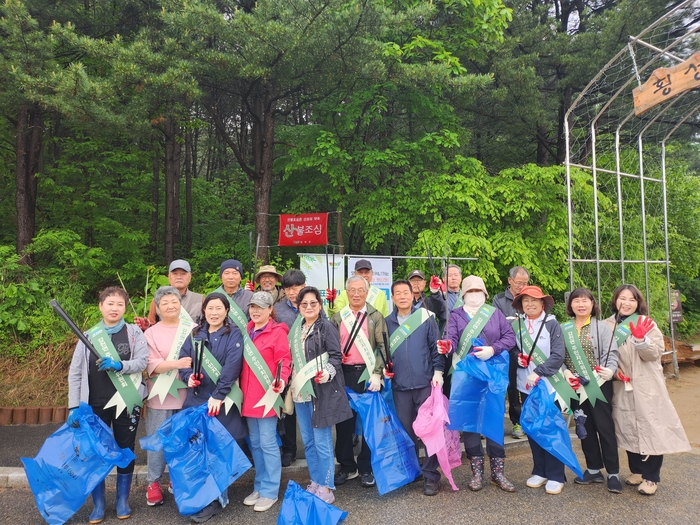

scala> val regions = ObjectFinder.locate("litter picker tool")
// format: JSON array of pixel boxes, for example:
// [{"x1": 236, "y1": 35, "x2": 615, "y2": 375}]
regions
[
  {"x1": 342, "y1": 311, "x2": 368, "y2": 356},
  {"x1": 381, "y1": 330, "x2": 393, "y2": 378},
  {"x1": 49, "y1": 300, "x2": 102, "y2": 361}
]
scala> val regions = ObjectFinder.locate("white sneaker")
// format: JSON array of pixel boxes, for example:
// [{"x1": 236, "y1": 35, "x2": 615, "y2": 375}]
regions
[
  {"x1": 253, "y1": 497, "x2": 278, "y2": 512},
  {"x1": 526, "y1": 475, "x2": 548, "y2": 488},
  {"x1": 545, "y1": 480, "x2": 564, "y2": 494},
  {"x1": 243, "y1": 491, "x2": 260, "y2": 506}
]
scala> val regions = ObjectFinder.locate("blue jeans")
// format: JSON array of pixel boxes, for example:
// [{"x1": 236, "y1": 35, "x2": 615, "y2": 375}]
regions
[
  {"x1": 247, "y1": 417, "x2": 282, "y2": 499},
  {"x1": 295, "y1": 401, "x2": 335, "y2": 489}
]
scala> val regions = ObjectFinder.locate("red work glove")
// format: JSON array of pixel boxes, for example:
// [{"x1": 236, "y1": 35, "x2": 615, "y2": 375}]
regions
[
  {"x1": 188, "y1": 373, "x2": 203, "y2": 388},
  {"x1": 429, "y1": 276, "x2": 443, "y2": 294},
  {"x1": 568, "y1": 377, "x2": 581, "y2": 390},
  {"x1": 326, "y1": 288, "x2": 337, "y2": 303},
  {"x1": 437, "y1": 340, "x2": 453, "y2": 355},
  {"x1": 272, "y1": 379, "x2": 285, "y2": 394},
  {"x1": 134, "y1": 317, "x2": 150, "y2": 331},
  {"x1": 245, "y1": 281, "x2": 256, "y2": 292},
  {"x1": 617, "y1": 371, "x2": 631, "y2": 383},
  {"x1": 630, "y1": 316, "x2": 654, "y2": 339},
  {"x1": 517, "y1": 353, "x2": 529, "y2": 368},
  {"x1": 384, "y1": 364, "x2": 394, "y2": 379},
  {"x1": 207, "y1": 397, "x2": 222, "y2": 416}
]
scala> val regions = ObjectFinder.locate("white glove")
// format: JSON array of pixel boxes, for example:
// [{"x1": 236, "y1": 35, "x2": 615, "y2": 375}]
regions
[
  {"x1": 432, "y1": 370, "x2": 444, "y2": 387},
  {"x1": 317, "y1": 370, "x2": 330, "y2": 384},
  {"x1": 595, "y1": 366, "x2": 613, "y2": 381},
  {"x1": 526, "y1": 371, "x2": 540, "y2": 389},
  {"x1": 472, "y1": 346, "x2": 494, "y2": 361},
  {"x1": 367, "y1": 373, "x2": 382, "y2": 392},
  {"x1": 272, "y1": 379, "x2": 285, "y2": 393},
  {"x1": 563, "y1": 369, "x2": 574, "y2": 381}
]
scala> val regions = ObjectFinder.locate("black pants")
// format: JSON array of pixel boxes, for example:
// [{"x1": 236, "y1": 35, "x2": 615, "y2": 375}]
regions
[
  {"x1": 92, "y1": 404, "x2": 140, "y2": 474},
  {"x1": 627, "y1": 451, "x2": 663, "y2": 483},
  {"x1": 520, "y1": 393, "x2": 565, "y2": 482},
  {"x1": 281, "y1": 411, "x2": 297, "y2": 458},
  {"x1": 392, "y1": 386, "x2": 440, "y2": 482},
  {"x1": 463, "y1": 433, "x2": 505, "y2": 459},
  {"x1": 579, "y1": 381, "x2": 619, "y2": 474},
  {"x1": 335, "y1": 365, "x2": 372, "y2": 475},
  {"x1": 507, "y1": 348, "x2": 523, "y2": 425}
]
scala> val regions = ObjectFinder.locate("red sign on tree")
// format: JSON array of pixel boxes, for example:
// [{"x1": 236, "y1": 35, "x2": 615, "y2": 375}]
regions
[{"x1": 278, "y1": 213, "x2": 329, "y2": 246}]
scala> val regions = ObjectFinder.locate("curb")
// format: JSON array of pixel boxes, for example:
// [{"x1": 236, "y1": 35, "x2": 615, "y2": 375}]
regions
[{"x1": 2, "y1": 436, "x2": 533, "y2": 489}]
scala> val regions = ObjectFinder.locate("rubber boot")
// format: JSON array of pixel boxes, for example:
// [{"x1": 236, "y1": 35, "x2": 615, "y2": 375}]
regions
[
  {"x1": 490, "y1": 457, "x2": 516, "y2": 492},
  {"x1": 116, "y1": 473, "x2": 133, "y2": 519},
  {"x1": 468, "y1": 456, "x2": 485, "y2": 491},
  {"x1": 89, "y1": 480, "x2": 106, "y2": 524}
]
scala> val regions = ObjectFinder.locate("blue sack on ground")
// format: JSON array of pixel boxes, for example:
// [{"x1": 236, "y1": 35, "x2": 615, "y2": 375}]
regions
[
  {"x1": 277, "y1": 480, "x2": 347, "y2": 525},
  {"x1": 21, "y1": 402, "x2": 136, "y2": 525},
  {"x1": 381, "y1": 378, "x2": 397, "y2": 415},
  {"x1": 521, "y1": 381, "x2": 583, "y2": 479},
  {"x1": 346, "y1": 388, "x2": 421, "y2": 495},
  {"x1": 140, "y1": 404, "x2": 252, "y2": 515},
  {"x1": 447, "y1": 349, "x2": 509, "y2": 445}
]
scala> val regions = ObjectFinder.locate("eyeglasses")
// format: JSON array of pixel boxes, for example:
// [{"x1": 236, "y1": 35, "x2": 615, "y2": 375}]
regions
[
  {"x1": 347, "y1": 289, "x2": 367, "y2": 295},
  {"x1": 511, "y1": 280, "x2": 529, "y2": 286},
  {"x1": 299, "y1": 301, "x2": 319, "y2": 308}
]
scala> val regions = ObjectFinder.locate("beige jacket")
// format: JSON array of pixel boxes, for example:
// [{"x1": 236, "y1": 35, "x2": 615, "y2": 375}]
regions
[{"x1": 604, "y1": 315, "x2": 690, "y2": 456}]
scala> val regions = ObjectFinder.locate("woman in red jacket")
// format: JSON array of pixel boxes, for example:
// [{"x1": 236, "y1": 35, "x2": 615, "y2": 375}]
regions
[{"x1": 240, "y1": 291, "x2": 291, "y2": 513}]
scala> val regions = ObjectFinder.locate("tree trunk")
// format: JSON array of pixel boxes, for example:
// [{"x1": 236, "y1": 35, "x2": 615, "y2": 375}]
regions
[
  {"x1": 252, "y1": 94, "x2": 275, "y2": 264},
  {"x1": 163, "y1": 111, "x2": 181, "y2": 264},
  {"x1": 150, "y1": 140, "x2": 160, "y2": 255},
  {"x1": 15, "y1": 104, "x2": 43, "y2": 262},
  {"x1": 185, "y1": 129, "x2": 193, "y2": 256}
]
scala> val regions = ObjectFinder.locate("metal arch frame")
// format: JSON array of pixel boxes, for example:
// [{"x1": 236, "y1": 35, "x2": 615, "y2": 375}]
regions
[{"x1": 564, "y1": 0, "x2": 700, "y2": 378}]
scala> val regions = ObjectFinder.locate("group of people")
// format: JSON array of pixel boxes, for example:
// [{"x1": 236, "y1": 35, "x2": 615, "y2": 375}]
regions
[{"x1": 67, "y1": 258, "x2": 690, "y2": 524}]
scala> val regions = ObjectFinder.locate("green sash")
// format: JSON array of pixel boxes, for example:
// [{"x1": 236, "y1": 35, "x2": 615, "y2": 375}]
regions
[
  {"x1": 214, "y1": 286, "x2": 248, "y2": 333},
  {"x1": 511, "y1": 318, "x2": 578, "y2": 411},
  {"x1": 389, "y1": 309, "x2": 432, "y2": 355},
  {"x1": 612, "y1": 314, "x2": 640, "y2": 347},
  {"x1": 449, "y1": 305, "x2": 496, "y2": 374},
  {"x1": 561, "y1": 321, "x2": 607, "y2": 407},
  {"x1": 87, "y1": 323, "x2": 143, "y2": 417},
  {"x1": 367, "y1": 286, "x2": 380, "y2": 309},
  {"x1": 243, "y1": 333, "x2": 286, "y2": 417},
  {"x1": 197, "y1": 339, "x2": 244, "y2": 414},
  {"x1": 340, "y1": 306, "x2": 376, "y2": 383},
  {"x1": 289, "y1": 318, "x2": 329, "y2": 399},
  {"x1": 147, "y1": 311, "x2": 193, "y2": 404}
]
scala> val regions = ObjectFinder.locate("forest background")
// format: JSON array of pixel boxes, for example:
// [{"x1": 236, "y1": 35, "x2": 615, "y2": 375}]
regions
[{"x1": 2, "y1": 0, "x2": 700, "y2": 405}]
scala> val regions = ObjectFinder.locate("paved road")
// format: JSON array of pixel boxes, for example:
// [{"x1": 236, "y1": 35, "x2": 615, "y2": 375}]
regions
[{"x1": 3, "y1": 445, "x2": 699, "y2": 525}]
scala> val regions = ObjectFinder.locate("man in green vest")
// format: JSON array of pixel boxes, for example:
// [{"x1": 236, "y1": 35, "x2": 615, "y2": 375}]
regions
[
  {"x1": 327, "y1": 259, "x2": 389, "y2": 317},
  {"x1": 385, "y1": 279, "x2": 443, "y2": 495},
  {"x1": 331, "y1": 275, "x2": 386, "y2": 489}
]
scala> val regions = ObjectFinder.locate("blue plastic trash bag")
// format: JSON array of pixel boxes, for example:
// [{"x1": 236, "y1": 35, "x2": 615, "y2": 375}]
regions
[
  {"x1": 277, "y1": 480, "x2": 348, "y2": 525},
  {"x1": 346, "y1": 388, "x2": 421, "y2": 495},
  {"x1": 447, "y1": 349, "x2": 509, "y2": 445},
  {"x1": 381, "y1": 378, "x2": 397, "y2": 415},
  {"x1": 21, "y1": 402, "x2": 136, "y2": 525},
  {"x1": 521, "y1": 381, "x2": 583, "y2": 479},
  {"x1": 140, "y1": 404, "x2": 252, "y2": 515}
]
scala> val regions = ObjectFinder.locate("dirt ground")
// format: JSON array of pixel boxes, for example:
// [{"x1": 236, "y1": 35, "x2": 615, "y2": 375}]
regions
[{"x1": 664, "y1": 361, "x2": 700, "y2": 447}]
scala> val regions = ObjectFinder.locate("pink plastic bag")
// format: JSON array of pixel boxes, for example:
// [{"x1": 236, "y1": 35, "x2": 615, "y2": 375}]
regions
[{"x1": 413, "y1": 385, "x2": 460, "y2": 490}]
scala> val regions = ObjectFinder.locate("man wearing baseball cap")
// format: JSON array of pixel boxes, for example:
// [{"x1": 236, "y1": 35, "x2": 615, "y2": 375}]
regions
[
  {"x1": 327, "y1": 259, "x2": 389, "y2": 317},
  {"x1": 143, "y1": 259, "x2": 203, "y2": 328},
  {"x1": 407, "y1": 269, "x2": 445, "y2": 320}
]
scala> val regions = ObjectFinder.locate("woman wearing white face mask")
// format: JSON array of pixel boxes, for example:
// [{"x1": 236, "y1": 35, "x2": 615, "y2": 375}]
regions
[{"x1": 443, "y1": 276, "x2": 517, "y2": 492}]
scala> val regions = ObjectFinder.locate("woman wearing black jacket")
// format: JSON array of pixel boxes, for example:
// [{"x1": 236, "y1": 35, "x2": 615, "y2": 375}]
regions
[{"x1": 290, "y1": 287, "x2": 353, "y2": 505}]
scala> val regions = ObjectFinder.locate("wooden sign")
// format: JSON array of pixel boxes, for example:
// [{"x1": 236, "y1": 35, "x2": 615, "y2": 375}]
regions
[{"x1": 633, "y1": 51, "x2": 700, "y2": 116}]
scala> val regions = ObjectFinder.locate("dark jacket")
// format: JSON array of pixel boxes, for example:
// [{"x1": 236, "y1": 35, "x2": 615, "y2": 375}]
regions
[
  {"x1": 274, "y1": 298, "x2": 298, "y2": 329},
  {"x1": 301, "y1": 318, "x2": 353, "y2": 428},
  {"x1": 179, "y1": 324, "x2": 247, "y2": 440},
  {"x1": 414, "y1": 293, "x2": 445, "y2": 324},
  {"x1": 447, "y1": 307, "x2": 517, "y2": 356},
  {"x1": 385, "y1": 306, "x2": 442, "y2": 391},
  {"x1": 492, "y1": 287, "x2": 519, "y2": 319}
]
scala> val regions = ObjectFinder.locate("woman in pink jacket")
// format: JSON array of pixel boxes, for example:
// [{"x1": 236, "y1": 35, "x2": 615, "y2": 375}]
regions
[{"x1": 240, "y1": 292, "x2": 291, "y2": 513}]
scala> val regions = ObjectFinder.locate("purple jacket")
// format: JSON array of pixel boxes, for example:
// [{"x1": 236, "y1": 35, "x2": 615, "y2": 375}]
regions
[{"x1": 447, "y1": 307, "x2": 516, "y2": 355}]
